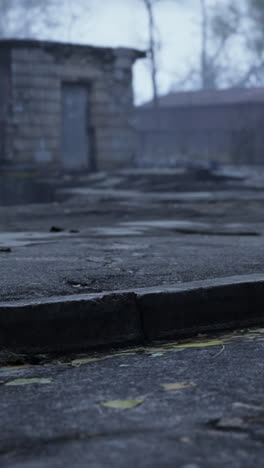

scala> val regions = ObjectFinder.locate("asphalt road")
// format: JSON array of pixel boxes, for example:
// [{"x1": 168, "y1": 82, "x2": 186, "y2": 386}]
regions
[
  {"x1": 1, "y1": 329, "x2": 264, "y2": 467},
  {"x1": 1, "y1": 169, "x2": 264, "y2": 467},
  {"x1": 1, "y1": 169, "x2": 264, "y2": 301}
]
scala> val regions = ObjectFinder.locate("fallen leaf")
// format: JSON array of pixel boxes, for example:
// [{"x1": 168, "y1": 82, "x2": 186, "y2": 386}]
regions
[
  {"x1": 162, "y1": 382, "x2": 196, "y2": 391},
  {"x1": 144, "y1": 347, "x2": 168, "y2": 354},
  {"x1": 5, "y1": 378, "x2": 52, "y2": 386},
  {"x1": 67, "y1": 357, "x2": 104, "y2": 367},
  {"x1": 172, "y1": 341, "x2": 224, "y2": 349},
  {"x1": 100, "y1": 399, "x2": 144, "y2": 409},
  {"x1": 0, "y1": 365, "x2": 30, "y2": 372}
]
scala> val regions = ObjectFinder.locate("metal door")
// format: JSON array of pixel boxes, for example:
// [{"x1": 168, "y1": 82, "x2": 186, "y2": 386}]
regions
[{"x1": 61, "y1": 83, "x2": 90, "y2": 170}]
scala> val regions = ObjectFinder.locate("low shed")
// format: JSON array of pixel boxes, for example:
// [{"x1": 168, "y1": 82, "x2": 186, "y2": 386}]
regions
[
  {"x1": 0, "y1": 39, "x2": 144, "y2": 172},
  {"x1": 137, "y1": 88, "x2": 264, "y2": 166}
]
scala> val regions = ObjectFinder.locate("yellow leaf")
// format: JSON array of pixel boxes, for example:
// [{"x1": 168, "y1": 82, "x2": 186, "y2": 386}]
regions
[
  {"x1": 100, "y1": 399, "x2": 144, "y2": 409},
  {"x1": 172, "y1": 341, "x2": 224, "y2": 349},
  {"x1": 70, "y1": 357, "x2": 104, "y2": 367},
  {"x1": 162, "y1": 382, "x2": 196, "y2": 391},
  {"x1": 62, "y1": 351, "x2": 137, "y2": 368},
  {"x1": 5, "y1": 378, "x2": 52, "y2": 386}
]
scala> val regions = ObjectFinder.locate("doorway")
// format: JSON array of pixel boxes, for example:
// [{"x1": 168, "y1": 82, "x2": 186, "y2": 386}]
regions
[{"x1": 61, "y1": 83, "x2": 91, "y2": 171}]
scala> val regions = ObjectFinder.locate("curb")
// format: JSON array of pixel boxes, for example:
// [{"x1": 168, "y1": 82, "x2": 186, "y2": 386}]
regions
[{"x1": 1, "y1": 274, "x2": 264, "y2": 353}]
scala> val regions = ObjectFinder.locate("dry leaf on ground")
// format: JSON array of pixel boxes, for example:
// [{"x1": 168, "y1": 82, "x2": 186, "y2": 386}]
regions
[
  {"x1": 100, "y1": 399, "x2": 144, "y2": 409},
  {"x1": 162, "y1": 382, "x2": 196, "y2": 391},
  {"x1": 69, "y1": 357, "x2": 105, "y2": 367},
  {"x1": 5, "y1": 378, "x2": 52, "y2": 386},
  {"x1": 0, "y1": 365, "x2": 31, "y2": 372},
  {"x1": 173, "y1": 341, "x2": 224, "y2": 349}
]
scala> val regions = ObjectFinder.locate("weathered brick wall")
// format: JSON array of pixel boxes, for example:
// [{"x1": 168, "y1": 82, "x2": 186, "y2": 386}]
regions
[{"x1": 1, "y1": 41, "x2": 142, "y2": 171}]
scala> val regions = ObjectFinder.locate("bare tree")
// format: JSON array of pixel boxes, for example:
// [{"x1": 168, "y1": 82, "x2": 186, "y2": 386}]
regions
[
  {"x1": 0, "y1": 0, "x2": 91, "y2": 42},
  {"x1": 140, "y1": 0, "x2": 166, "y2": 126},
  {"x1": 0, "y1": 0, "x2": 16, "y2": 37},
  {"x1": 169, "y1": 0, "x2": 260, "y2": 91},
  {"x1": 199, "y1": 0, "x2": 220, "y2": 89},
  {"x1": 142, "y1": 0, "x2": 160, "y2": 109},
  {"x1": 0, "y1": 0, "x2": 63, "y2": 38},
  {"x1": 167, "y1": 0, "x2": 224, "y2": 91},
  {"x1": 210, "y1": 0, "x2": 264, "y2": 88},
  {"x1": 200, "y1": 0, "x2": 208, "y2": 88}
]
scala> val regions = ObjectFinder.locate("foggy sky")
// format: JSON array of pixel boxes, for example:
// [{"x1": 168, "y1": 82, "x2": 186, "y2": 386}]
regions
[{"x1": 55, "y1": 0, "x2": 200, "y2": 104}]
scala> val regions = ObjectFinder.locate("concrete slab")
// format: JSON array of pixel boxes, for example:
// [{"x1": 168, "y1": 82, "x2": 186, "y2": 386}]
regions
[
  {"x1": 1, "y1": 274, "x2": 264, "y2": 353},
  {"x1": 1, "y1": 169, "x2": 264, "y2": 352}
]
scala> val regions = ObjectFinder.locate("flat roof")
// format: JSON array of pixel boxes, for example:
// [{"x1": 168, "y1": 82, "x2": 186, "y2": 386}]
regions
[
  {"x1": 0, "y1": 38, "x2": 145, "y2": 60},
  {"x1": 141, "y1": 87, "x2": 264, "y2": 108}
]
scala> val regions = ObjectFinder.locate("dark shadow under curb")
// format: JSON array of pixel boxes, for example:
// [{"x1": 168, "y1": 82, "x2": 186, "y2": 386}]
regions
[{"x1": 1, "y1": 274, "x2": 264, "y2": 353}]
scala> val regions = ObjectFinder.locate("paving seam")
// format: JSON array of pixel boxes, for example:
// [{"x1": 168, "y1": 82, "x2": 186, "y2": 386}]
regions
[{"x1": 1, "y1": 273, "x2": 264, "y2": 353}]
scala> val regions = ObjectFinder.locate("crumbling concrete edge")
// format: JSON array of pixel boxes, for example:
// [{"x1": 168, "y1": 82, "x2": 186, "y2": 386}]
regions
[{"x1": 1, "y1": 273, "x2": 264, "y2": 353}]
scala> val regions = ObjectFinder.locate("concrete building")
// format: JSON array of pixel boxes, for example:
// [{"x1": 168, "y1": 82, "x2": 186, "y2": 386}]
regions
[
  {"x1": 137, "y1": 88, "x2": 264, "y2": 166},
  {"x1": 0, "y1": 39, "x2": 144, "y2": 172}
]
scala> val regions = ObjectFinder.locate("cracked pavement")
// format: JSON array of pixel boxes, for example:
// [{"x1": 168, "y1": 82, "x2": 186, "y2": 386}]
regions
[{"x1": 1, "y1": 169, "x2": 264, "y2": 301}]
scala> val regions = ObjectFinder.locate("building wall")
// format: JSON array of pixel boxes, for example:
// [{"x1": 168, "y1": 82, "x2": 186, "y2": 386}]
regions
[
  {"x1": 136, "y1": 104, "x2": 264, "y2": 166},
  {"x1": 0, "y1": 49, "x2": 11, "y2": 163},
  {"x1": 1, "y1": 41, "x2": 138, "y2": 171}
]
